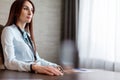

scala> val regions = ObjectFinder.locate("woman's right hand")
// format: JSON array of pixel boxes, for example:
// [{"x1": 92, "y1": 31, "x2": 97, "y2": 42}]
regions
[{"x1": 32, "y1": 64, "x2": 63, "y2": 76}]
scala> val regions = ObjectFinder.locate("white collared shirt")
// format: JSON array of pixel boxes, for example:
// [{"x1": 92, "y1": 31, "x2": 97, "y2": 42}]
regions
[{"x1": 1, "y1": 24, "x2": 57, "y2": 72}]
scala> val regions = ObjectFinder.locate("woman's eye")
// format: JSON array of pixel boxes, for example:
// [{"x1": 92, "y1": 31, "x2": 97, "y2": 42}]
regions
[
  {"x1": 23, "y1": 6, "x2": 33, "y2": 13},
  {"x1": 23, "y1": 7, "x2": 29, "y2": 10}
]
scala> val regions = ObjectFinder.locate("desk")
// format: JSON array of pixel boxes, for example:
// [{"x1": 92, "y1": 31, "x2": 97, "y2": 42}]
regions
[{"x1": 0, "y1": 69, "x2": 120, "y2": 80}]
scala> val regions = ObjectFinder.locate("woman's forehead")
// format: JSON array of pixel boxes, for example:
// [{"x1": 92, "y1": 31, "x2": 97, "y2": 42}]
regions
[{"x1": 23, "y1": 1, "x2": 33, "y2": 9}]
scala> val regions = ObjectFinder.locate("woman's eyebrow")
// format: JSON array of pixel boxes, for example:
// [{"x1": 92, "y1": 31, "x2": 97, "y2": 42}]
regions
[
  {"x1": 23, "y1": 5, "x2": 29, "y2": 8},
  {"x1": 23, "y1": 5, "x2": 33, "y2": 10}
]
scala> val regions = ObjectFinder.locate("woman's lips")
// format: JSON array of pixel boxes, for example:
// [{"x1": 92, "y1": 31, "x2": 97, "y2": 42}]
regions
[{"x1": 26, "y1": 16, "x2": 32, "y2": 19}]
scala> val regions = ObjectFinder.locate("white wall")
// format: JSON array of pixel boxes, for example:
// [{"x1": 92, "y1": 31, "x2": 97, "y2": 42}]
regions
[{"x1": 0, "y1": 0, "x2": 62, "y2": 63}]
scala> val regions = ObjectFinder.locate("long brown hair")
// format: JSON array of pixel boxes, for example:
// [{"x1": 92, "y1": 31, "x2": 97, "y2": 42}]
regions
[{"x1": 5, "y1": 0, "x2": 36, "y2": 52}]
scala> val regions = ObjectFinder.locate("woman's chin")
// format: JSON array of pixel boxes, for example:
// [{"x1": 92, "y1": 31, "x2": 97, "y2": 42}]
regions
[{"x1": 26, "y1": 21, "x2": 31, "y2": 23}]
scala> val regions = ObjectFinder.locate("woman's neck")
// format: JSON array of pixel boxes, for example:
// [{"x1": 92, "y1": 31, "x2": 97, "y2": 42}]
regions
[{"x1": 16, "y1": 22, "x2": 26, "y2": 30}]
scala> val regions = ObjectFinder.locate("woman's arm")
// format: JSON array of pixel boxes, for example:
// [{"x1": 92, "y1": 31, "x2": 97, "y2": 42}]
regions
[
  {"x1": 32, "y1": 64, "x2": 63, "y2": 76},
  {"x1": 1, "y1": 27, "x2": 32, "y2": 72},
  {"x1": 35, "y1": 52, "x2": 58, "y2": 67},
  {"x1": 33, "y1": 52, "x2": 64, "y2": 75},
  {"x1": 1, "y1": 27, "x2": 64, "y2": 75}
]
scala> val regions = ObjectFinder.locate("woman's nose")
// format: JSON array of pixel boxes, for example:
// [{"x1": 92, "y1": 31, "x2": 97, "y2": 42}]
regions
[{"x1": 28, "y1": 10, "x2": 32, "y2": 15}]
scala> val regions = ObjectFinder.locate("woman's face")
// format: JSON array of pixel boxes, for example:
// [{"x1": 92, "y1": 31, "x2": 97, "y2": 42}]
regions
[{"x1": 18, "y1": 1, "x2": 34, "y2": 24}]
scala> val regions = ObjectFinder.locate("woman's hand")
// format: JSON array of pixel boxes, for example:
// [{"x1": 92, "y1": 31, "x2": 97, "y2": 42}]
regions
[{"x1": 32, "y1": 64, "x2": 63, "y2": 76}]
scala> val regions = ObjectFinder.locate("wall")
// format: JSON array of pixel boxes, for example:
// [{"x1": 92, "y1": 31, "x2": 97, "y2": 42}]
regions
[{"x1": 0, "y1": 0, "x2": 62, "y2": 63}]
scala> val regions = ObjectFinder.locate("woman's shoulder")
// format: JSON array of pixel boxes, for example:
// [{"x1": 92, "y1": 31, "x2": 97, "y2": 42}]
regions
[
  {"x1": 4, "y1": 24, "x2": 16, "y2": 30},
  {"x1": 2, "y1": 24, "x2": 17, "y2": 35},
  {"x1": 3, "y1": 24, "x2": 17, "y2": 32}
]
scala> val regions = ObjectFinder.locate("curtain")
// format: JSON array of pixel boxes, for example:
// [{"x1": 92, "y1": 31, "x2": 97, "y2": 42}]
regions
[
  {"x1": 78, "y1": 0, "x2": 120, "y2": 72},
  {"x1": 59, "y1": 0, "x2": 79, "y2": 68}
]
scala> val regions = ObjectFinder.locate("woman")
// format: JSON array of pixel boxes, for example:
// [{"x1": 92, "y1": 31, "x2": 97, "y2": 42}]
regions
[{"x1": 1, "y1": 0, "x2": 63, "y2": 76}]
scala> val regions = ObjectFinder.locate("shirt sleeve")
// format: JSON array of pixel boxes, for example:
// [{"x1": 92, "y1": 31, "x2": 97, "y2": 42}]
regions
[
  {"x1": 1, "y1": 27, "x2": 31, "y2": 72},
  {"x1": 35, "y1": 52, "x2": 58, "y2": 67}
]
